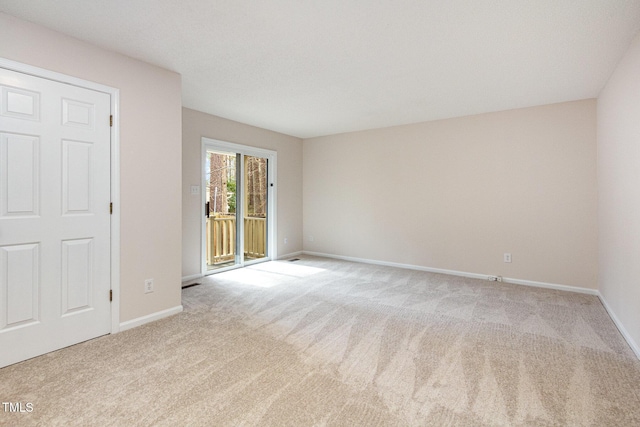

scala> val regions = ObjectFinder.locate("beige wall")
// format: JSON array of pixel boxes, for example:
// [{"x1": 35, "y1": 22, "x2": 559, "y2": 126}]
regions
[
  {"x1": 598, "y1": 32, "x2": 640, "y2": 352},
  {"x1": 304, "y1": 100, "x2": 598, "y2": 289},
  {"x1": 182, "y1": 108, "x2": 303, "y2": 278},
  {"x1": 0, "y1": 13, "x2": 183, "y2": 322}
]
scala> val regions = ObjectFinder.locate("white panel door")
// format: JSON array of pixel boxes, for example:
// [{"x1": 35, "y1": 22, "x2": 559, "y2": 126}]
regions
[{"x1": 0, "y1": 68, "x2": 111, "y2": 367}]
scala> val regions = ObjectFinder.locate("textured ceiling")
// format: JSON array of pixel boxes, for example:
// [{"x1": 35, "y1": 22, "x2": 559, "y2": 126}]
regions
[{"x1": 1, "y1": 1, "x2": 640, "y2": 138}]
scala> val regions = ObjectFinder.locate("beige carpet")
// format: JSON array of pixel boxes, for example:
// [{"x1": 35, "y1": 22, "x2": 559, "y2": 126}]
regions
[{"x1": 1, "y1": 256, "x2": 639, "y2": 426}]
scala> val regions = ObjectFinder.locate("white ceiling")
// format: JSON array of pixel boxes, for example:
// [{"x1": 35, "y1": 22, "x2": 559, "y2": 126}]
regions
[{"x1": 2, "y1": 1, "x2": 640, "y2": 138}]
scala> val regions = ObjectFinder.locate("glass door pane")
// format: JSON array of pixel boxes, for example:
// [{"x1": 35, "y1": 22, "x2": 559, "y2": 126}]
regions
[
  {"x1": 243, "y1": 155, "x2": 268, "y2": 263},
  {"x1": 205, "y1": 150, "x2": 238, "y2": 270}
]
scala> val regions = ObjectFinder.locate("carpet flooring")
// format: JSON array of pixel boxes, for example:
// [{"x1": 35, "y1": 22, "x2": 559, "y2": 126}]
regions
[{"x1": 1, "y1": 256, "x2": 639, "y2": 426}]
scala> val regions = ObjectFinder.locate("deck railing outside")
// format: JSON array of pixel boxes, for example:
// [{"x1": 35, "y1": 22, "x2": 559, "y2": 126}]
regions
[{"x1": 206, "y1": 215, "x2": 266, "y2": 265}]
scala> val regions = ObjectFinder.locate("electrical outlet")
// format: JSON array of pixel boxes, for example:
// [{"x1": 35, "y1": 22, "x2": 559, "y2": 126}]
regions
[
  {"x1": 144, "y1": 278, "x2": 154, "y2": 293},
  {"x1": 504, "y1": 253, "x2": 512, "y2": 263},
  {"x1": 190, "y1": 185, "x2": 200, "y2": 195},
  {"x1": 284, "y1": 237, "x2": 288, "y2": 245},
  {"x1": 309, "y1": 235, "x2": 314, "y2": 242}
]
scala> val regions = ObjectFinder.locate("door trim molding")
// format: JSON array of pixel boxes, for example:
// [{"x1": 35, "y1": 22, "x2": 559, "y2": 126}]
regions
[
  {"x1": 201, "y1": 137, "x2": 277, "y2": 275},
  {"x1": 0, "y1": 57, "x2": 121, "y2": 334}
]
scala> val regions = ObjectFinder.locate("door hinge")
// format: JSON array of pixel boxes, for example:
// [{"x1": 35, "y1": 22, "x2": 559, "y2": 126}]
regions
[
  {"x1": 110, "y1": 115, "x2": 113, "y2": 127},
  {"x1": 109, "y1": 290, "x2": 113, "y2": 302},
  {"x1": 110, "y1": 202, "x2": 113, "y2": 214}
]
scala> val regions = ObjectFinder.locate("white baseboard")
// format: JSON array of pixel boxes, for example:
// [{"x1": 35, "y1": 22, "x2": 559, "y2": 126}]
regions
[
  {"x1": 119, "y1": 305, "x2": 183, "y2": 332},
  {"x1": 277, "y1": 250, "x2": 303, "y2": 260},
  {"x1": 597, "y1": 294, "x2": 640, "y2": 359},
  {"x1": 182, "y1": 273, "x2": 203, "y2": 282},
  {"x1": 504, "y1": 277, "x2": 599, "y2": 295}
]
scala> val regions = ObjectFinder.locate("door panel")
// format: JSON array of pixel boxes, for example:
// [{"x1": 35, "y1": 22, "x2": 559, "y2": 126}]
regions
[
  {"x1": 243, "y1": 155, "x2": 268, "y2": 263},
  {"x1": 205, "y1": 150, "x2": 238, "y2": 270},
  {"x1": 62, "y1": 140, "x2": 93, "y2": 214},
  {"x1": 0, "y1": 243, "x2": 39, "y2": 329},
  {"x1": 1, "y1": 133, "x2": 39, "y2": 216},
  {"x1": 61, "y1": 238, "x2": 93, "y2": 315},
  {"x1": 1, "y1": 85, "x2": 40, "y2": 121},
  {"x1": 0, "y1": 67, "x2": 111, "y2": 367}
]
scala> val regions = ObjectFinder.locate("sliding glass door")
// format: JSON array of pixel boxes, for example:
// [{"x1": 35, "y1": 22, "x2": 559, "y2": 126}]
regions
[{"x1": 202, "y1": 139, "x2": 276, "y2": 274}]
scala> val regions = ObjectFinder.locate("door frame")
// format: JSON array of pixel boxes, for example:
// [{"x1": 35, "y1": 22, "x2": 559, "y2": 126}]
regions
[
  {"x1": 0, "y1": 57, "x2": 121, "y2": 333},
  {"x1": 201, "y1": 137, "x2": 277, "y2": 275}
]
